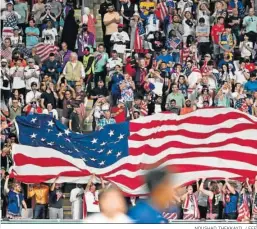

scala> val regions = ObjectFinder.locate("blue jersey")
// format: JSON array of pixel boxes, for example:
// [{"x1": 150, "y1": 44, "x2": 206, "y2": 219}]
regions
[{"x1": 127, "y1": 200, "x2": 169, "y2": 224}]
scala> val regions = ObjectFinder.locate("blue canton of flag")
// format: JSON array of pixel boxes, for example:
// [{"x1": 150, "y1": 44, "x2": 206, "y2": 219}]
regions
[{"x1": 15, "y1": 115, "x2": 130, "y2": 168}]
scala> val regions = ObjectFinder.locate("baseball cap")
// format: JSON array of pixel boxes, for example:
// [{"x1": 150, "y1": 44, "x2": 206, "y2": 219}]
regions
[
  {"x1": 1, "y1": 59, "x2": 8, "y2": 63},
  {"x1": 118, "y1": 24, "x2": 124, "y2": 28}
]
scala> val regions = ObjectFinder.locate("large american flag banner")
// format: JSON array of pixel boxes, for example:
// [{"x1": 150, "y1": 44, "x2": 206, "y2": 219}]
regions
[
  {"x1": 35, "y1": 42, "x2": 59, "y2": 62},
  {"x1": 11, "y1": 108, "x2": 257, "y2": 195}
]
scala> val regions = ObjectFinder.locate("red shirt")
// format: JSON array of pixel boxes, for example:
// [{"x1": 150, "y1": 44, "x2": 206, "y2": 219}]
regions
[
  {"x1": 245, "y1": 63, "x2": 255, "y2": 72},
  {"x1": 111, "y1": 107, "x2": 126, "y2": 123},
  {"x1": 211, "y1": 24, "x2": 225, "y2": 44}
]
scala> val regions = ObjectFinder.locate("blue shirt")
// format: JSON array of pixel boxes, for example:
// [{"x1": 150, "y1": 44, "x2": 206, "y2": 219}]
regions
[
  {"x1": 156, "y1": 54, "x2": 174, "y2": 64},
  {"x1": 25, "y1": 27, "x2": 40, "y2": 48},
  {"x1": 128, "y1": 200, "x2": 169, "y2": 224},
  {"x1": 224, "y1": 192, "x2": 239, "y2": 214},
  {"x1": 7, "y1": 190, "x2": 24, "y2": 216},
  {"x1": 244, "y1": 80, "x2": 257, "y2": 92}
]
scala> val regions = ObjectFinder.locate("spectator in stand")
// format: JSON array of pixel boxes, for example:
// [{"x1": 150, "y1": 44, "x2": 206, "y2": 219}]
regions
[
  {"x1": 180, "y1": 99, "x2": 194, "y2": 115},
  {"x1": 10, "y1": 58, "x2": 26, "y2": 98},
  {"x1": 49, "y1": 177, "x2": 65, "y2": 219},
  {"x1": 166, "y1": 99, "x2": 180, "y2": 115},
  {"x1": 0, "y1": 59, "x2": 11, "y2": 105},
  {"x1": 43, "y1": 103, "x2": 58, "y2": 119},
  {"x1": 59, "y1": 42, "x2": 72, "y2": 69},
  {"x1": 244, "y1": 72, "x2": 257, "y2": 95},
  {"x1": 4, "y1": 175, "x2": 27, "y2": 219},
  {"x1": 42, "y1": 53, "x2": 62, "y2": 84},
  {"x1": 70, "y1": 184, "x2": 84, "y2": 220},
  {"x1": 25, "y1": 19, "x2": 40, "y2": 49},
  {"x1": 24, "y1": 58, "x2": 40, "y2": 91},
  {"x1": 1, "y1": 38, "x2": 13, "y2": 62},
  {"x1": 1, "y1": 2, "x2": 21, "y2": 40},
  {"x1": 166, "y1": 84, "x2": 185, "y2": 109},
  {"x1": 84, "y1": 174, "x2": 105, "y2": 216},
  {"x1": 42, "y1": 20, "x2": 58, "y2": 45},
  {"x1": 94, "y1": 44, "x2": 109, "y2": 85},
  {"x1": 61, "y1": 10, "x2": 79, "y2": 51},
  {"x1": 63, "y1": 52, "x2": 85, "y2": 88},
  {"x1": 211, "y1": 16, "x2": 225, "y2": 59},
  {"x1": 223, "y1": 178, "x2": 239, "y2": 220},
  {"x1": 40, "y1": 82, "x2": 58, "y2": 109},
  {"x1": 103, "y1": 4, "x2": 120, "y2": 54},
  {"x1": 243, "y1": 8, "x2": 257, "y2": 45},
  {"x1": 23, "y1": 98, "x2": 43, "y2": 115},
  {"x1": 69, "y1": 105, "x2": 81, "y2": 132},
  {"x1": 76, "y1": 24, "x2": 96, "y2": 60},
  {"x1": 26, "y1": 82, "x2": 41, "y2": 105},
  {"x1": 40, "y1": 3, "x2": 56, "y2": 27},
  {"x1": 110, "y1": 24, "x2": 130, "y2": 58},
  {"x1": 32, "y1": 0, "x2": 45, "y2": 27},
  {"x1": 9, "y1": 97, "x2": 22, "y2": 120},
  {"x1": 97, "y1": 110, "x2": 116, "y2": 130},
  {"x1": 14, "y1": 0, "x2": 28, "y2": 33},
  {"x1": 28, "y1": 183, "x2": 49, "y2": 219}
]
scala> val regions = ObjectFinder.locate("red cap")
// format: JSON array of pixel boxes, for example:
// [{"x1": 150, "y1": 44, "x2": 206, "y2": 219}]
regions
[{"x1": 118, "y1": 24, "x2": 124, "y2": 28}]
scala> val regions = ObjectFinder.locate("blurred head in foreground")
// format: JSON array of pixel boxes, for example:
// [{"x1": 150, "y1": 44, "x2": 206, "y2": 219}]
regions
[
  {"x1": 145, "y1": 168, "x2": 174, "y2": 210},
  {"x1": 85, "y1": 186, "x2": 132, "y2": 223},
  {"x1": 127, "y1": 168, "x2": 174, "y2": 223}
]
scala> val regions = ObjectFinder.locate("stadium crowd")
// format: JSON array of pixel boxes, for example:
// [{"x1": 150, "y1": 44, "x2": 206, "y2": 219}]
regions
[{"x1": 1, "y1": 0, "x2": 257, "y2": 223}]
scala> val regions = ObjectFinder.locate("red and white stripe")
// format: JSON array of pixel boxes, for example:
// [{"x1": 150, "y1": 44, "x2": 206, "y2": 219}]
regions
[
  {"x1": 35, "y1": 43, "x2": 59, "y2": 62},
  {"x1": 158, "y1": 2, "x2": 168, "y2": 22},
  {"x1": 134, "y1": 27, "x2": 143, "y2": 51},
  {"x1": 237, "y1": 201, "x2": 250, "y2": 222},
  {"x1": 10, "y1": 108, "x2": 257, "y2": 195},
  {"x1": 162, "y1": 212, "x2": 177, "y2": 220}
]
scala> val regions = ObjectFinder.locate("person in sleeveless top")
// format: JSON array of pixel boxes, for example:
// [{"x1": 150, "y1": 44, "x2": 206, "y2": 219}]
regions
[{"x1": 199, "y1": 178, "x2": 222, "y2": 220}]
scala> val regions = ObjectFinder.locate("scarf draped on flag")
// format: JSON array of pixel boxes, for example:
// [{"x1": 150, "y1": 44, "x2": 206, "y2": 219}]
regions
[{"x1": 183, "y1": 194, "x2": 200, "y2": 220}]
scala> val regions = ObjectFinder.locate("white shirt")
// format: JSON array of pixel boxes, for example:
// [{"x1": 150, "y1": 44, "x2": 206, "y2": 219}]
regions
[
  {"x1": 146, "y1": 14, "x2": 159, "y2": 34},
  {"x1": 10, "y1": 66, "x2": 26, "y2": 89},
  {"x1": 177, "y1": 0, "x2": 193, "y2": 12},
  {"x1": 24, "y1": 65, "x2": 40, "y2": 90},
  {"x1": 0, "y1": 10, "x2": 21, "y2": 21},
  {"x1": 11, "y1": 35, "x2": 23, "y2": 46},
  {"x1": 110, "y1": 31, "x2": 130, "y2": 54},
  {"x1": 42, "y1": 28, "x2": 58, "y2": 45},
  {"x1": 239, "y1": 41, "x2": 253, "y2": 58},
  {"x1": 25, "y1": 90, "x2": 41, "y2": 104},
  {"x1": 85, "y1": 191, "x2": 100, "y2": 213},
  {"x1": 85, "y1": 213, "x2": 132, "y2": 223},
  {"x1": 0, "y1": 67, "x2": 10, "y2": 90},
  {"x1": 43, "y1": 108, "x2": 58, "y2": 119},
  {"x1": 188, "y1": 71, "x2": 202, "y2": 89},
  {"x1": 234, "y1": 69, "x2": 249, "y2": 85},
  {"x1": 182, "y1": 19, "x2": 196, "y2": 37},
  {"x1": 107, "y1": 57, "x2": 123, "y2": 76}
]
